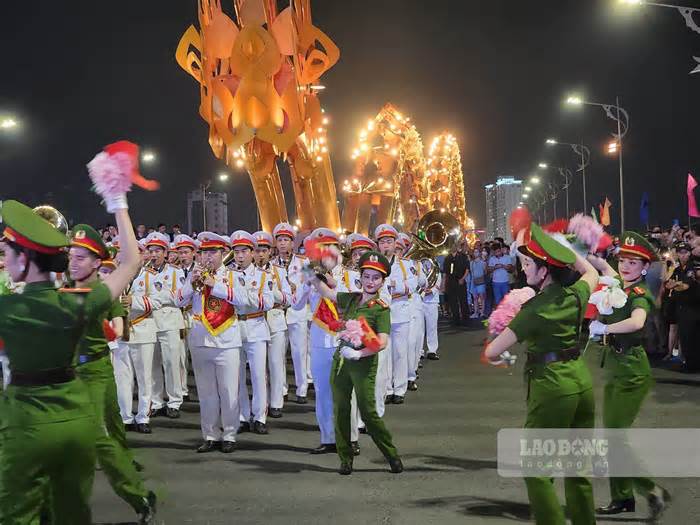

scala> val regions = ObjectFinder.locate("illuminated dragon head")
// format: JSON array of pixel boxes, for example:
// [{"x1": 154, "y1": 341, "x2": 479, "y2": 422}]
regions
[{"x1": 176, "y1": 0, "x2": 339, "y2": 157}]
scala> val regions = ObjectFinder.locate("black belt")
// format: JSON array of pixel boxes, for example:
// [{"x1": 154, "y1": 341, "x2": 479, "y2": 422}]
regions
[
  {"x1": 527, "y1": 347, "x2": 581, "y2": 366},
  {"x1": 606, "y1": 335, "x2": 639, "y2": 354},
  {"x1": 77, "y1": 348, "x2": 111, "y2": 365},
  {"x1": 11, "y1": 367, "x2": 76, "y2": 387}
]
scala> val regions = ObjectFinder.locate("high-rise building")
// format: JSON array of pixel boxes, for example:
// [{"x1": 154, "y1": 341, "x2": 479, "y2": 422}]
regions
[
  {"x1": 484, "y1": 176, "x2": 523, "y2": 242},
  {"x1": 187, "y1": 188, "x2": 228, "y2": 234}
]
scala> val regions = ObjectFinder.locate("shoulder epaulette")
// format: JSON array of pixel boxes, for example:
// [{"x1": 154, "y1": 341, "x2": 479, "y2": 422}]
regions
[
  {"x1": 58, "y1": 287, "x2": 92, "y2": 294},
  {"x1": 145, "y1": 267, "x2": 158, "y2": 275},
  {"x1": 296, "y1": 254, "x2": 308, "y2": 260},
  {"x1": 375, "y1": 299, "x2": 389, "y2": 309}
]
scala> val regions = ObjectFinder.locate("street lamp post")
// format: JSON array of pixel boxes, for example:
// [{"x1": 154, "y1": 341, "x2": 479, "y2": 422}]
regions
[
  {"x1": 566, "y1": 95, "x2": 629, "y2": 230},
  {"x1": 546, "y1": 138, "x2": 591, "y2": 212},
  {"x1": 557, "y1": 167, "x2": 573, "y2": 217}
]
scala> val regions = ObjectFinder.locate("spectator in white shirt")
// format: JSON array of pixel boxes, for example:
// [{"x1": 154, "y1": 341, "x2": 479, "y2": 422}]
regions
[{"x1": 488, "y1": 243, "x2": 514, "y2": 306}]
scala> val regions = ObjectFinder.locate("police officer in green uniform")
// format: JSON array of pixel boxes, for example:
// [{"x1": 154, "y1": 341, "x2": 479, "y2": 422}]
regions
[
  {"x1": 588, "y1": 231, "x2": 671, "y2": 521},
  {"x1": 485, "y1": 223, "x2": 600, "y2": 525},
  {"x1": 68, "y1": 224, "x2": 156, "y2": 522},
  {"x1": 0, "y1": 198, "x2": 143, "y2": 524},
  {"x1": 308, "y1": 251, "x2": 403, "y2": 476}
]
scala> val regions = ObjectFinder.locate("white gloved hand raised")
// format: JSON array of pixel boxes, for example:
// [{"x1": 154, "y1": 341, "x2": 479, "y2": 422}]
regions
[
  {"x1": 588, "y1": 320, "x2": 608, "y2": 338},
  {"x1": 104, "y1": 194, "x2": 128, "y2": 213},
  {"x1": 340, "y1": 347, "x2": 363, "y2": 361}
]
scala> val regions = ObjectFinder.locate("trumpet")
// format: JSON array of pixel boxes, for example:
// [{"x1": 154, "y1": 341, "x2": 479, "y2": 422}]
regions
[{"x1": 191, "y1": 263, "x2": 212, "y2": 293}]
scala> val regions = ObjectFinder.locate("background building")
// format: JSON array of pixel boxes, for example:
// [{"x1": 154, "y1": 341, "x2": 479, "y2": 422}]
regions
[
  {"x1": 187, "y1": 188, "x2": 228, "y2": 234},
  {"x1": 484, "y1": 176, "x2": 523, "y2": 243}
]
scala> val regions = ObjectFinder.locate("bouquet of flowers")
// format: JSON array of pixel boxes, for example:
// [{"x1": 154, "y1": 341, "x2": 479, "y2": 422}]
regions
[
  {"x1": 588, "y1": 276, "x2": 627, "y2": 316},
  {"x1": 335, "y1": 316, "x2": 382, "y2": 367},
  {"x1": 337, "y1": 317, "x2": 382, "y2": 353},
  {"x1": 481, "y1": 286, "x2": 536, "y2": 367},
  {"x1": 566, "y1": 214, "x2": 605, "y2": 256},
  {"x1": 87, "y1": 141, "x2": 159, "y2": 212}
]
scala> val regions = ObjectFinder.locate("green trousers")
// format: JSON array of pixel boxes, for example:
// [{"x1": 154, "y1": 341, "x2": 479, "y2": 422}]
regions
[
  {"x1": 331, "y1": 352, "x2": 398, "y2": 464},
  {"x1": 0, "y1": 415, "x2": 97, "y2": 525},
  {"x1": 79, "y1": 358, "x2": 148, "y2": 513},
  {"x1": 524, "y1": 388, "x2": 596, "y2": 525},
  {"x1": 603, "y1": 374, "x2": 655, "y2": 501}
]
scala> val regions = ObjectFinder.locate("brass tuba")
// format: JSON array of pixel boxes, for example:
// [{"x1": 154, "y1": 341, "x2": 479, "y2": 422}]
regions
[
  {"x1": 33, "y1": 205, "x2": 69, "y2": 234},
  {"x1": 405, "y1": 210, "x2": 462, "y2": 289}
]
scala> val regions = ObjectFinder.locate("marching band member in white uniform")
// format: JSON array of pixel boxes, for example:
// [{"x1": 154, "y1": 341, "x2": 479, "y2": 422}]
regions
[
  {"x1": 174, "y1": 234, "x2": 198, "y2": 398},
  {"x1": 375, "y1": 225, "x2": 416, "y2": 406},
  {"x1": 292, "y1": 228, "x2": 343, "y2": 454},
  {"x1": 176, "y1": 232, "x2": 253, "y2": 453},
  {"x1": 144, "y1": 232, "x2": 186, "y2": 419},
  {"x1": 273, "y1": 222, "x2": 311, "y2": 405},
  {"x1": 229, "y1": 230, "x2": 274, "y2": 435},
  {"x1": 399, "y1": 233, "x2": 427, "y2": 393},
  {"x1": 254, "y1": 231, "x2": 292, "y2": 418}
]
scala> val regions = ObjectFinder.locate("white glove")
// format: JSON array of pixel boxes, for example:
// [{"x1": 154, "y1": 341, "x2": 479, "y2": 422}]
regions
[
  {"x1": 340, "y1": 347, "x2": 363, "y2": 361},
  {"x1": 105, "y1": 194, "x2": 128, "y2": 213},
  {"x1": 489, "y1": 350, "x2": 517, "y2": 367},
  {"x1": 107, "y1": 340, "x2": 120, "y2": 352},
  {"x1": 588, "y1": 320, "x2": 608, "y2": 338}
]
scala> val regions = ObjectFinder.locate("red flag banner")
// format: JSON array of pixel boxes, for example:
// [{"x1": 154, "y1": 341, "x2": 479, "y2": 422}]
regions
[{"x1": 688, "y1": 173, "x2": 700, "y2": 218}]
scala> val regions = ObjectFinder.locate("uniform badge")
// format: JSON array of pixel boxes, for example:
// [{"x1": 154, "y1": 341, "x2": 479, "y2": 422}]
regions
[
  {"x1": 180, "y1": 277, "x2": 186, "y2": 284},
  {"x1": 239, "y1": 277, "x2": 246, "y2": 286},
  {"x1": 74, "y1": 230, "x2": 86, "y2": 240},
  {"x1": 252, "y1": 281, "x2": 257, "y2": 288},
  {"x1": 625, "y1": 236, "x2": 635, "y2": 246},
  {"x1": 155, "y1": 282, "x2": 163, "y2": 291},
  {"x1": 138, "y1": 281, "x2": 144, "y2": 287},
  {"x1": 355, "y1": 279, "x2": 362, "y2": 289},
  {"x1": 268, "y1": 280, "x2": 273, "y2": 290},
  {"x1": 410, "y1": 266, "x2": 417, "y2": 275},
  {"x1": 632, "y1": 286, "x2": 644, "y2": 295}
]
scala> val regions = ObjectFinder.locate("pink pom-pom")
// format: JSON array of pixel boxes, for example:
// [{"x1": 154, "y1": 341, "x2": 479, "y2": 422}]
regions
[
  {"x1": 567, "y1": 214, "x2": 604, "y2": 253},
  {"x1": 87, "y1": 151, "x2": 133, "y2": 198},
  {"x1": 339, "y1": 319, "x2": 364, "y2": 347},
  {"x1": 487, "y1": 287, "x2": 536, "y2": 336}
]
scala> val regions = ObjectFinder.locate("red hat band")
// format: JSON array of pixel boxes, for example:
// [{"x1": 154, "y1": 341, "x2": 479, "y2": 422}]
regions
[
  {"x1": 146, "y1": 239, "x2": 168, "y2": 250},
  {"x1": 274, "y1": 229, "x2": 295, "y2": 239},
  {"x1": 619, "y1": 245, "x2": 653, "y2": 261},
  {"x1": 351, "y1": 239, "x2": 375, "y2": 251},
  {"x1": 2, "y1": 227, "x2": 63, "y2": 255},
  {"x1": 199, "y1": 240, "x2": 226, "y2": 250},
  {"x1": 72, "y1": 237, "x2": 106, "y2": 258},
  {"x1": 376, "y1": 230, "x2": 397, "y2": 240},
  {"x1": 175, "y1": 241, "x2": 197, "y2": 250},
  {"x1": 361, "y1": 260, "x2": 389, "y2": 276},
  {"x1": 232, "y1": 239, "x2": 255, "y2": 249},
  {"x1": 524, "y1": 239, "x2": 567, "y2": 268}
]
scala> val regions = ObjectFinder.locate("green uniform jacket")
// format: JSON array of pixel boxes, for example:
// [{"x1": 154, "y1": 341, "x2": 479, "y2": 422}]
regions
[
  {"x1": 0, "y1": 281, "x2": 112, "y2": 429},
  {"x1": 76, "y1": 281, "x2": 126, "y2": 381},
  {"x1": 508, "y1": 280, "x2": 592, "y2": 403},
  {"x1": 599, "y1": 279, "x2": 653, "y2": 378}
]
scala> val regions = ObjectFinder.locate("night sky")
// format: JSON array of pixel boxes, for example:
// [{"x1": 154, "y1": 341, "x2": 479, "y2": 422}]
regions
[{"x1": 2, "y1": 0, "x2": 698, "y2": 233}]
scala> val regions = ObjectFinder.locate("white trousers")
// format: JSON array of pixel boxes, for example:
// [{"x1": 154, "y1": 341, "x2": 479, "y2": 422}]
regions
[
  {"x1": 128, "y1": 342, "x2": 155, "y2": 424},
  {"x1": 408, "y1": 309, "x2": 425, "y2": 382},
  {"x1": 268, "y1": 330, "x2": 288, "y2": 409},
  {"x1": 191, "y1": 346, "x2": 240, "y2": 442},
  {"x1": 239, "y1": 340, "x2": 268, "y2": 424},
  {"x1": 288, "y1": 322, "x2": 309, "y2": 397},
  {"x1": 112, "y1": 342, "x2": 135, "y2": 424},
  {"x1": 423, "y1": 302, "x2": 439, "y2": 354},
  {"x1": 310, "y1": 345, "x2": 335, "y2": 444},
  {"x1": 179, "y1": 335, "x2": 190, "y2": 396},
  {"x1": 152, "y1": 330, "x2": 184, "y2": 410},
  {"x1": 375, "y1": 340, "x2": 391, "y2": 418},
  {"x1": 390, "y1": 322, "x2": 410, "y2": 397}
]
